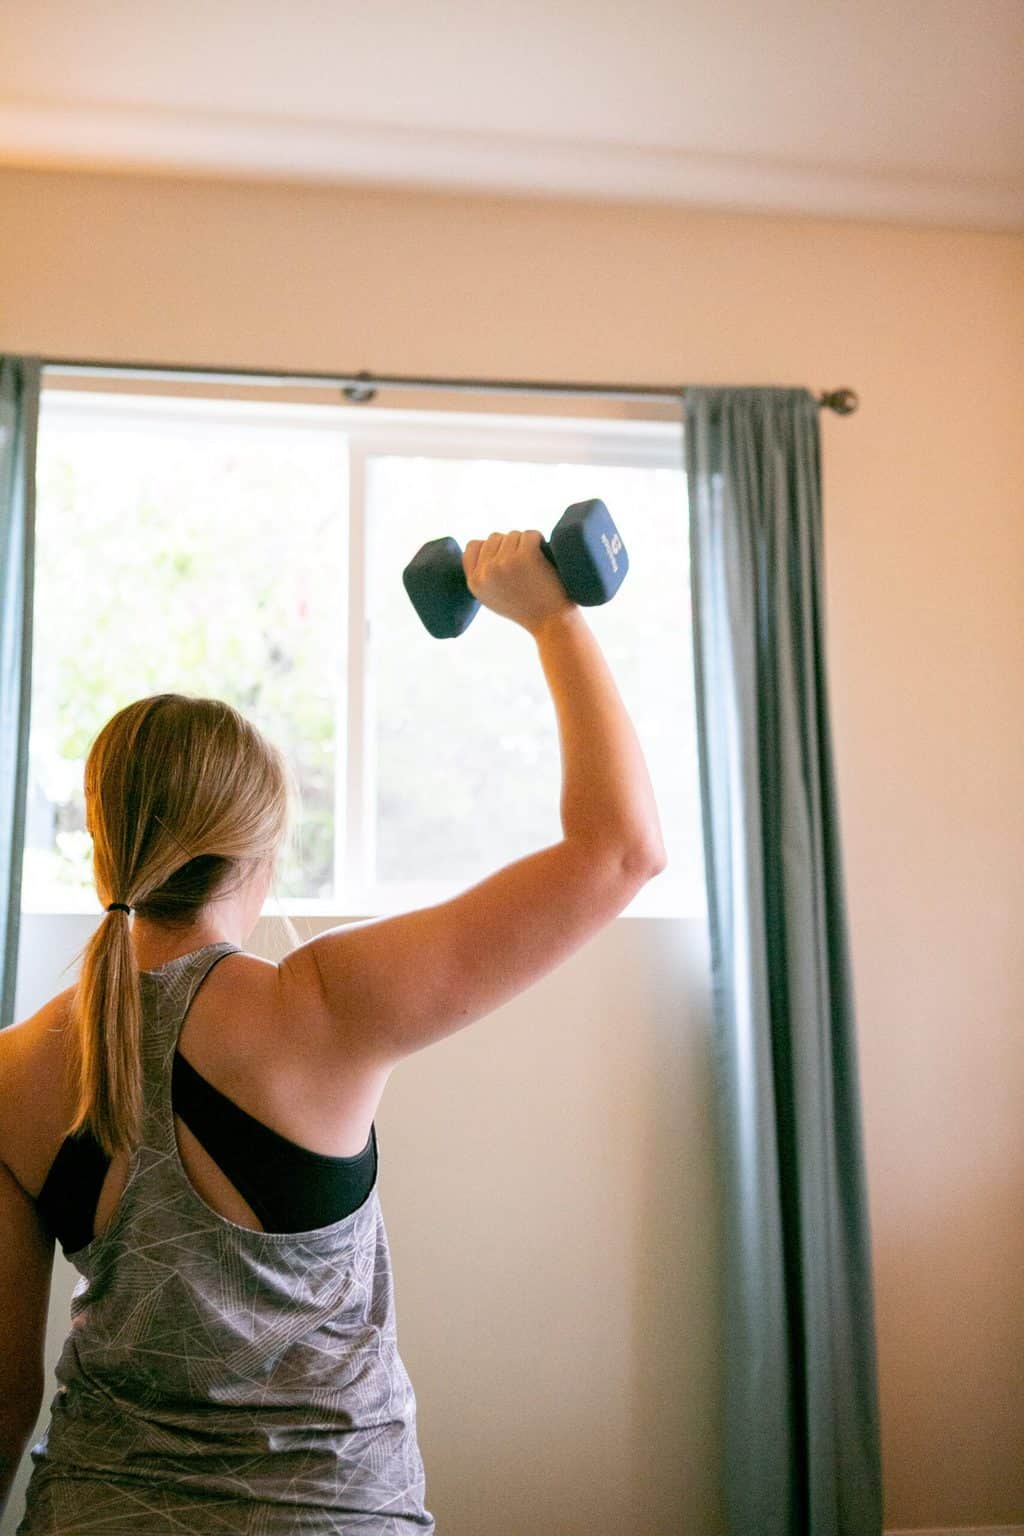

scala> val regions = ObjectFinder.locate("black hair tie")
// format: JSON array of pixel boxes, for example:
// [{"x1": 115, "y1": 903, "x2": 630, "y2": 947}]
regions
[{"x1": 107, "y1": 902, "x2": 132, "y2": 914}]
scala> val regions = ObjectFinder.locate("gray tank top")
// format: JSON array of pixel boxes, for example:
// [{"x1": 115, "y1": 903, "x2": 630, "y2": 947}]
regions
[{"x1": 17, "y1": 941, "x2": 435, "y2": 1535}]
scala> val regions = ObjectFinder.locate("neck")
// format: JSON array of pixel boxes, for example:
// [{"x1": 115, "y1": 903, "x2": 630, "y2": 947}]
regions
[{"x1": 130, "y1": 914, "x2": 244, "y2": 972}]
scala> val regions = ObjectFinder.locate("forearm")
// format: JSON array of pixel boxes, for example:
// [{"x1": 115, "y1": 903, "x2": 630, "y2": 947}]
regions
[
  {"x1": 532, "y1": 607, "x2": 666, "y2": 863},
  {"x1": 0, "y1": 1428, "x2": 32, "y2": 1522}
]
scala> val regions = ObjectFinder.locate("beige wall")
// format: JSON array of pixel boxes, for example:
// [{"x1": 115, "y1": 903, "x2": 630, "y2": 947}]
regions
[{"x1": 2, "y1": 166, "x2": 1022, "y2": 1532}]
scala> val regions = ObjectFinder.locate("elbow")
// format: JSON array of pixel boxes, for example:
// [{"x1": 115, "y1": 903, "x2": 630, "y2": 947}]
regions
[{"x1": 623, "y1": 842, "x2": 668, "y2": 881}]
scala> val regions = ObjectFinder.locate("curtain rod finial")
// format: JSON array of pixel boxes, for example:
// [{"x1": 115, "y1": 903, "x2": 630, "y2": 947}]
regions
[{"x1": 819, "y1": 388, "x2": 859, "y2": 415}]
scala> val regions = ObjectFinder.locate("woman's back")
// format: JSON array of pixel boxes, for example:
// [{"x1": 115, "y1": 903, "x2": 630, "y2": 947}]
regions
[
  {"x1": 3, "y1": 945, "x2": 392, "y2": 1241},
  {"x1": 10, "y1": 942, "x2": 434, "y2": 1536}
]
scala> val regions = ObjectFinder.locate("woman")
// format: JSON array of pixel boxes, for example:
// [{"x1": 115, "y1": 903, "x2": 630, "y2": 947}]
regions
[{"x1": 1, "y1": 530, "x2": 666, "y2": 1534}]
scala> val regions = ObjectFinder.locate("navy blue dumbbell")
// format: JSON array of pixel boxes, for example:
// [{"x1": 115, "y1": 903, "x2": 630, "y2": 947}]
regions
[{"x1": 402, "y1": 497, "x2": 628, "y2": 639}]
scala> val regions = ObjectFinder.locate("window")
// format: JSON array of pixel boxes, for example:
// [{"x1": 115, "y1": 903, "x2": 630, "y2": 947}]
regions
[{"x1": 25, "y1": 387, "x2": 704, "y2": 919}]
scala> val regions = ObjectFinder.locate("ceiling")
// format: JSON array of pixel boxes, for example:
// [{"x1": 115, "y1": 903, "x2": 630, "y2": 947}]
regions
[{"x1": 1, "y1": 0, "x2": 1021, "y2": 230}]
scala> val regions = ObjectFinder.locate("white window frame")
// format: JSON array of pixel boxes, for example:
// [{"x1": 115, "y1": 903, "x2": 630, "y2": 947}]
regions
[{"x1": 32, "y1": 387, "x2": 695, "y2": 920}]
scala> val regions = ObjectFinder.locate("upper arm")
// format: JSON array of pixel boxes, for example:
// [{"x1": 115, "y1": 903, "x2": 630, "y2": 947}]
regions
[
  {"x1": 279, "y1": 839, "x2": 658, "y2": 1069},
  {"x1": 0, "y1": 1157, "x2": 54, "y2": 1430}
]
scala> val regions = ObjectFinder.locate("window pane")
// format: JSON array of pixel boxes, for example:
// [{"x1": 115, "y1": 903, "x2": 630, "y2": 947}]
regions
[
  {"x1": 25, "y1": 395, "x2": 347, "y2": 909},
  {"x1": 368, "y1": 455, "x2": 704, "y2": 910}
]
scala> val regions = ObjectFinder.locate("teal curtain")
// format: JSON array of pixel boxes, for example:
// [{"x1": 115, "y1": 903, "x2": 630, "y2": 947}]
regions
[
  {"x1": 1, "y1": 356, "x2": 40, "y2": 1030},
  {"x1": 685, "y1": 388, "x2": 882, "y2": 1534}
]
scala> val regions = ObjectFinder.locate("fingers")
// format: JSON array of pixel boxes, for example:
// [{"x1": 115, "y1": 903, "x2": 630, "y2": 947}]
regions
[
  {"x1": 463, "y1": 538, "x2": 483, "y2": 578},
  {"x1": 464, "y1": 530, "x2": 526, "y2": 578},
  {"x1": 486, "y1": 531, "x2": 522, "y2": 556}
]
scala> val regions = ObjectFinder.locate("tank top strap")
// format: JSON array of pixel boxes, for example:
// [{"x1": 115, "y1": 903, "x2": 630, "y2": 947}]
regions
[{"x1": 137, "y1": 940, "x2": 242, "y2": 1158}]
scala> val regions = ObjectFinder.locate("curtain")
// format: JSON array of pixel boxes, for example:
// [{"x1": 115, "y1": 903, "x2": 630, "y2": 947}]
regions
[
  {"x1": 685, "y1": 387, "x2": 882, "y2": 1534},
  {"x1": 0, "y1": 356, "x2": 40, "y2": 1030}
]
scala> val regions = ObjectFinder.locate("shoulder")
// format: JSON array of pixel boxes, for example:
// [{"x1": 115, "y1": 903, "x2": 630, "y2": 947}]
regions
[
  {"x1": 178, "y1": 948, "x2": 329, "y2": 1080},
  {"x1": 0, "y1": 985, "x2": 76, "y2": 1078},
  {"x1": 200, "y1": 949, "x2": 288, "y2": 1027},
  {"x1": 216, "y1": 946, "x2": 327, "y2": 1036},
  {"x1": 0, "y1": 986, "x2": 77, "y2": 1198}
]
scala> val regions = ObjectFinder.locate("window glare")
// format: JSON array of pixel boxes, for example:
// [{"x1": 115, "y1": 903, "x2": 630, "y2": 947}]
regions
[{"x1": 26, "y1": 395, "x2": 347, "y2": 907}]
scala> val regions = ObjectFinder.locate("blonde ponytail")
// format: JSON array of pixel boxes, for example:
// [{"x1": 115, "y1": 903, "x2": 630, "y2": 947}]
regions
[
  {"x1": 68, "y1": 905, "x2": 144, "y2": 1158},
  {"x1": 69, "y1": 694, "x2": 297, "y2": 1160}
]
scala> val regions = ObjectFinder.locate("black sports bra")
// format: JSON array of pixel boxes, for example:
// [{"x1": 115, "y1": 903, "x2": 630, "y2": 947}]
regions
[{"x1": 36, "y1": 1047, "x2": 377, "y2": 1256}]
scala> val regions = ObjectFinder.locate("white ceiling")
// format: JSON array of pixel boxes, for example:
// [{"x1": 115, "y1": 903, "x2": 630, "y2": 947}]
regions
[{"x1": 1, "y1": 0, "x2": 1021, "y2": 229}]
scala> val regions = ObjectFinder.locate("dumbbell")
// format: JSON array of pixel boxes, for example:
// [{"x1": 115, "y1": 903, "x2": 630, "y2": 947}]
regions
[{"x1": 402, "y1": 497, "x2": 628, "y2": 639}]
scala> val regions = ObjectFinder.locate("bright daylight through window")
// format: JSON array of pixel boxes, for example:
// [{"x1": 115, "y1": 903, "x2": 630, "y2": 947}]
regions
[{"x1": 24, "y1": 389, "x2": 704, "y2": 920}]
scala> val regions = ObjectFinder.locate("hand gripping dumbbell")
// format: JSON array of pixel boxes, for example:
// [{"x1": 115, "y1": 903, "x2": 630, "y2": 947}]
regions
[{"x1": 402, "y1": 497, "x2": 628, "y2": 639}]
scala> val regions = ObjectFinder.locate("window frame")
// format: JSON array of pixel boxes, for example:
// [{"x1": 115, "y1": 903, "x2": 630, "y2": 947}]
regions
[{"x1": 30, "y1": 384, "x2": 696, "y2": 921}]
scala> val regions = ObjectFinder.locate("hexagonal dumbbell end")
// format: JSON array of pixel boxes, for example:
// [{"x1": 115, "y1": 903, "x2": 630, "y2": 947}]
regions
[
  {"x1": 548, "y1": 498, "x2": 628, "y2": 606},
  {"x1": 402, "y1": 536, "x2": 482, "y2": 639}
]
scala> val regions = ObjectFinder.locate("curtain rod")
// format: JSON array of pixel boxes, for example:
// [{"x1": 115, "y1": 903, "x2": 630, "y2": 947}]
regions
[{"x1": 38, "y1": 357, "x2": 859, "y2": 415}]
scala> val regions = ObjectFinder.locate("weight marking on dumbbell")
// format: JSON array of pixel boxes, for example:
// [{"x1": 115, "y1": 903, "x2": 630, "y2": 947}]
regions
[{"x1": 602, "y1": 531, "x2": 623, "y2": 573}]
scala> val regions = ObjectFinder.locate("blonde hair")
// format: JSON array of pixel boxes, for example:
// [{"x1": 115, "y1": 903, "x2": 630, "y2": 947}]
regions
[{"x1": 70, "y1": 693, "x2": 301, "y2": 1160}]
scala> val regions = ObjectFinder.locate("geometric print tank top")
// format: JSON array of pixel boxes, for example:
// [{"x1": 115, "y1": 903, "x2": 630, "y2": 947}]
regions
[{"x1": 16, "y1": 942, "x2": 435, "y2": 1535}]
